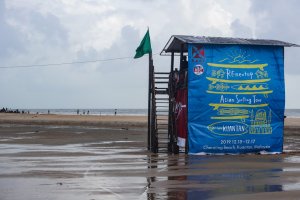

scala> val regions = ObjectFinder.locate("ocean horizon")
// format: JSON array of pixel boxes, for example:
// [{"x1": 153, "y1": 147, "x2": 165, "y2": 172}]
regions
[
  {"x1": 2, "y1": 108, "x2": 300, "y2": 118},
  {"x1": 15, "y1": 108, "x2": 148, "y2": 116}
]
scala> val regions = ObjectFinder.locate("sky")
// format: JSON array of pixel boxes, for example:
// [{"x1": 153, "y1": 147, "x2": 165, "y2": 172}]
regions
[{"x1": 0, "y1": 0, "x2": 300, "y2": 109}]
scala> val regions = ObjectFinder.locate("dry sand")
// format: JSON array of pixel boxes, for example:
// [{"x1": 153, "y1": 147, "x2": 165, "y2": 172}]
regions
[
  {"x1": 0, "y1": 113, "x2": 147, "y2": 128},
  {"x1": 0, "y1": 113, "x2": 300, "y2": 200},
  {"x1": 1, "y1": 113, "x2": 299, "y2": 128}
]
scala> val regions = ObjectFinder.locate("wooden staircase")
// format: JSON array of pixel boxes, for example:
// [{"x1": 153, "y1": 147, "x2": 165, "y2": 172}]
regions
[{"x1": 153, "y1": 72, "x2": 170, "y2": 153}]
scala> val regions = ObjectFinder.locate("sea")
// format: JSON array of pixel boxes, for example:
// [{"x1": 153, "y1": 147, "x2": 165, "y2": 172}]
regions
[
  {"x1": 12, "y1": 108, "x2": 300, "y2": 118},
  {"x1": 20, "y1": 108, "x2": 148, "y2": 116}
]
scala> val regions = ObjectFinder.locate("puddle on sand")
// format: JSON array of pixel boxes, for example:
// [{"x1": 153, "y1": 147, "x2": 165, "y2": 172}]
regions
[
  {"x1": 145, "y1": 154, "x2": 300, "y2": 199},
  {"x1": 1, "y1": 127, "x2": 300, "y2": 199},
  {"x1": 2, "y1": 146, "x2": 300, "y2": 199}
]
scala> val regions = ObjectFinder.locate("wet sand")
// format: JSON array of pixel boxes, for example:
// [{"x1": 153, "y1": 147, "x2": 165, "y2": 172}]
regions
[{"x1": 0, "y1": 114, "x2": 300, "y2": 200}]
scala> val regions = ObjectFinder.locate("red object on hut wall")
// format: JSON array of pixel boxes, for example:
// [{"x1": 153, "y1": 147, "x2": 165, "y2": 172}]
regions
[{"x1": 175, "y1": 88, "x2": 187, "y2": 147}]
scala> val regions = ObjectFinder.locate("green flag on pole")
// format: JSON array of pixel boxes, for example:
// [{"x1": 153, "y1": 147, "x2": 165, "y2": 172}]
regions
[{"x1": 134, "y1": 29, "x2": 152, "y2": 59}]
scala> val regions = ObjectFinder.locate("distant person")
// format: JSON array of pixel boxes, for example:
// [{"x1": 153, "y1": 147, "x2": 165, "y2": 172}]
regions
[
  {"x1": 48, "y1": 110, "x2": 50, "y2": 114},
  {"x1": 114, "y1": 109, "x2": 117, "y2": 116},
  {"x1": 87, "y1": 110, "x2": 89, "y2": 115},
  {"x1": 77, "y1": 109, "x2": 79, "y2": 115},
  {"x1": 83, "y1": 110, "x2": 85, "y2": 115}
]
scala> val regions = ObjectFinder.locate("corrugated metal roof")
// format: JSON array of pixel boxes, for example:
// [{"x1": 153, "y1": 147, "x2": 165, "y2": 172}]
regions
[{"x1": 161, "y1": 35, "x2": 299, "y2": 54}]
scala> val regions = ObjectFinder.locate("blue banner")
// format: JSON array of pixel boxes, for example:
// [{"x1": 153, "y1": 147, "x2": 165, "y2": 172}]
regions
[{"x1": 188, "y1": 44, "x2": 285, "y2": 154}]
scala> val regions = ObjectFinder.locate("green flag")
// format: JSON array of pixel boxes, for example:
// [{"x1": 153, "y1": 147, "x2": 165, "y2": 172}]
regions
[{"x1": 134, "y1": 29, "x2": 152, "y2": 59}]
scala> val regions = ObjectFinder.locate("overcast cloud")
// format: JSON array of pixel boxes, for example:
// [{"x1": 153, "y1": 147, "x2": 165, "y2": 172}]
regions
[{"x1": 0, "y1": 0, "x2": 299, "y2": 109}]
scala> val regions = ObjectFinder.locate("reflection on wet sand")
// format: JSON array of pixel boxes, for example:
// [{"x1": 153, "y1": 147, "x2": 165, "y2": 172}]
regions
[
  {"x1": 146, "y1": 153, "x2": 300, "y2": 200},
  {"x1": 1, "y1": 124, "x2": 300, "y2": 199}
]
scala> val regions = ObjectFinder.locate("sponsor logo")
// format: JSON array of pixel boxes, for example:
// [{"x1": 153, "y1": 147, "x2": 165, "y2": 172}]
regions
[
  {"x1": 208, "y1": 121, "x2": 249, "y2": 136},
  {"x1": 191, "y1": 46, "x2": 205, "y2": 63},
  {"x1": 192, "y1": 46, "x2": 205, "y2": 58},
  {"x1": 193, "y1": 64, "x2": 204, "y2": 75}
]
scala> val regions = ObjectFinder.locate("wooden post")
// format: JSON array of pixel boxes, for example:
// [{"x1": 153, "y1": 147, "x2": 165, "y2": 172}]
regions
[
  {"x1": 171, "y1": 52, "x2": 174, "y2": 73},
  {"x1": 147, "y1": 53, "x2": 153, "y2": 151},
  {"x1": 168, "y1": 52, "x2": 174, "y2": 153},
  {"x1": 180, "y1": 44, "x2": 184, "y2": 68}
]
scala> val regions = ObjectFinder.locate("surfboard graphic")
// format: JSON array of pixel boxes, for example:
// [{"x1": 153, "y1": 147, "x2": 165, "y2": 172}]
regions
[
  {"x1": 211, "y1": 115, "x2": 249, "y2": 120},
  {"x1": 209, "y1": 103, "x2": 269, "y2": 110},
  {"x1": 231, "y1": 83, "x2": 269, "y2": 91},
  {"x1": 206, "y1": 77, "x2": 271, "y2": 84},
  {"x1": 206, "y1": 90, "x2": 273, "y2": 95},
  {"x1": 207, "y1": 63, "x2": 268, "y2": 70}
]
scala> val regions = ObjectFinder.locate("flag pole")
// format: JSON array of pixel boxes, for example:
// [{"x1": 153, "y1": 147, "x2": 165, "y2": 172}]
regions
[
  {"x1": 133, "y1": 28, "x2": 153, "y2": 151},
  {"x1": 148, "y1": 53, "x2": 152, "y2": 150}
]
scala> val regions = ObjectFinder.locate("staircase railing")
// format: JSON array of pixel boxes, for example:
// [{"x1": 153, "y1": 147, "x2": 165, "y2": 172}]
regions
[{"x1": 149, "y1": 67, "x2": 179, "y2": 153}]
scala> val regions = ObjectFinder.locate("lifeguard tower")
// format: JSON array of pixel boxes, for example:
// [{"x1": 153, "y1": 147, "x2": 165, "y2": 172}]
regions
[{"x1": 148, "y1": 35, "x2": 299, "y2": 154}]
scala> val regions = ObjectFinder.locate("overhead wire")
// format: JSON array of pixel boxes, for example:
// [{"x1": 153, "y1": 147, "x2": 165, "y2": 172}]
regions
[{"x1": 0, "y1": 53, "x2": 159, "y2": 69}]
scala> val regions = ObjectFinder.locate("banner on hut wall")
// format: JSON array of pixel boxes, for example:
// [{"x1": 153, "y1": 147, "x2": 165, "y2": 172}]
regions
[{"x1": 187, "y1": 44, "x2": 285, "y2": 154}]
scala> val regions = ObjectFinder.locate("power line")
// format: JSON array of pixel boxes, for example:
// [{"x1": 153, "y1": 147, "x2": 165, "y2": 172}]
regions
[{"x1": 0, "y1": 53, "x2": 159, "y2": 69}]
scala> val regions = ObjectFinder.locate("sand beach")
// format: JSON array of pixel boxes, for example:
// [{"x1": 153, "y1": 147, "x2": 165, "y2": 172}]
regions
[
  {"x1": 1, "y1": 113, "x2": 300, "y2": 199},
  {"x1": 0, "y1": 113, "x2": 147, "y2": 129}
]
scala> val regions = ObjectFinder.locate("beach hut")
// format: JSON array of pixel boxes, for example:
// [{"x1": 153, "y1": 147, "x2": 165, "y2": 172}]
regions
[{"x1": 149, "y1": 35, "x2": 299, "y2": 154}]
